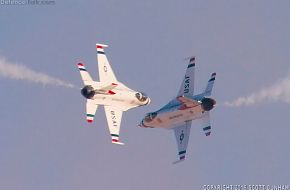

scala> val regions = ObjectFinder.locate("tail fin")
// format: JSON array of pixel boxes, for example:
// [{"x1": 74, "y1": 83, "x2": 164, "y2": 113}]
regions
[
  {"x1": 203, "y1": 73, "x2": 216, "y2": 96},
  {"x1": 77, "y1": 63, "x2": 93, "y2": 85}
]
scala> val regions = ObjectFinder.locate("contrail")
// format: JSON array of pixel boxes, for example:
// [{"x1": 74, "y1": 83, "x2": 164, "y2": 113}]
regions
[
  {"x1": 224, "y1": 75, "x2": 290, "y2": 107},
  {"x1": 0, "y1": 56, "x2": 74, "y2": 88}
]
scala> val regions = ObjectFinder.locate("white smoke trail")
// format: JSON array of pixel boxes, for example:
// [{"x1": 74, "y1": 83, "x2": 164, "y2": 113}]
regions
[
  {"x1": 224, "y1": 75, "x2": 290, "y2": 107},
  {"x1": 0, "y1": 56, "x2": 74, "y2": 88}
]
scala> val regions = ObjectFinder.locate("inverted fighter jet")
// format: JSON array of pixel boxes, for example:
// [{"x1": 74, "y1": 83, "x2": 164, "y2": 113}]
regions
[
  {"x1": 78, "y1": 43, "x2": 150, "y2": 145},
  {"x1": 139, "y1": 57, "x2": 216, "y2": 163}
]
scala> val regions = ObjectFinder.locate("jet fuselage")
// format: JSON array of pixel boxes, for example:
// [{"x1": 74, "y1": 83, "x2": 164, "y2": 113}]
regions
[
  {"x1": 140, "y1": 95, "x2": 215, "y2": 129},
  {"x1": 81, "y1": 82, "x2": 150, "y2": 111}
]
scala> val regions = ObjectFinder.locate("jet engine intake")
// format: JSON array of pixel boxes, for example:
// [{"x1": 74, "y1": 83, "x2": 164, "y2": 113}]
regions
[
  {"x1": 81, "y1": 85, "x2": 95, "y2": 99},
  {"x1": 201, "y1": 98, "x2": 216, "y2": 111}
]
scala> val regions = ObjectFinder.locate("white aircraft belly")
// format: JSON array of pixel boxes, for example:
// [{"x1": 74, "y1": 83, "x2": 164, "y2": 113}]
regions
[
  {"x1": 152, "y1": 106, "x2": 204, "y2": 129},
  {"x1": 91, "y1": 91, "x2": 138, "y2": 110}
]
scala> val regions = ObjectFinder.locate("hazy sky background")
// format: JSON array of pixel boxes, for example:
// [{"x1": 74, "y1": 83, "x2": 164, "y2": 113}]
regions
[{"x1": 0, "y1": 1, "x2": 290, "y2": 189}]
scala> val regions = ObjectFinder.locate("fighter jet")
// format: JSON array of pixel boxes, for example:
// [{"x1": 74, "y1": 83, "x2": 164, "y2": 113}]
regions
[
  {"x1": 139, "y1": 57, "x2": 216, "y2": 163},
  {"x1": 77, "y1": 43, "x2": 151, "y2": 145}
]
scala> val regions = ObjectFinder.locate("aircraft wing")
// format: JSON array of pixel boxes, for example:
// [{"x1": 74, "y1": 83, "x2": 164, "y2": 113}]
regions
[
  {"x1": 86, "y1": 99, "x2": 98, "y2": 123},
  {"x1": 173, "y1": 121, "x2": 192, "y2": 163},
  {"x1": 96, "y1": 44, "x2": 118, "y2": 83},
  {"x1": 177, "y1": 57, "x2": 195, "y2": 96},
  {"x1": 202, "y1": 111, "x2": 211, "y2": 136},
  {"x1": 104, "y1": 105, "x2": 124, "y2": 145}
]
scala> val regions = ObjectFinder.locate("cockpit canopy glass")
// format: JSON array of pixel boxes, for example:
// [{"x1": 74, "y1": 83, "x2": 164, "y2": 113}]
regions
[
  {"x1": 144, "y1": 112, "x2": 157, "y2": 122},
  {"x1": 135, "y1": 92, "x2": 148, "y2": 102}
]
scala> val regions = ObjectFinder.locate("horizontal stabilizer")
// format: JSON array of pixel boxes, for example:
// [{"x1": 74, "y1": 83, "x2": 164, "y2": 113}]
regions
[
  {"x1": 77, "y1": 63, "x2": 93, "y2": 85},
  {"x1": 86, "y1": 99, "x2": 98, "y2": 123},
  {"x1": 202, "y1": 111, "x2": 211, "y2": 136},
  {"x1": 203, "y1": 72, "x2": 216, "y2": 96}
]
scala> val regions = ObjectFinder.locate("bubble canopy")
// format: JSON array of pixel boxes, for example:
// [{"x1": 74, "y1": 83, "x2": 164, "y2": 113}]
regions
[
  {"x1": 135, "y1": 92, "x2": 149, "y2": 102},
  {"x1": 144, "y1": 112, "x2": 157, "y2": 122}
]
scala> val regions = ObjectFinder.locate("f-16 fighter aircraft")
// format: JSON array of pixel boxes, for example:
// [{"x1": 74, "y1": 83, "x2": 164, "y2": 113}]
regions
[
  {"x1": 77, "y1": 43, "x2": 151, "y2": 145},
  {"x1": 139, "y1": 57, "x2": 216, "y2": 163}
]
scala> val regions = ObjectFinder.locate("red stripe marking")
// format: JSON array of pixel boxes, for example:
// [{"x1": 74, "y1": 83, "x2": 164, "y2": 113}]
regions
[
  {"x1": 112, "y1": 139, "x2": 119, "y2": 142},
  {"x1": 78, "y1": 63, "x2": 84, "y2": 66},
  {"x1": 108, "y1": 90, "x2": 116, "y2": 95},
  {"x1": 87, "y1": 119, "x2": 93, "y2": 123},
  {"x1": 96, "y1": 45, "x2": 103, "y2": 49},
  {"x1": 111, "y1": 83, "x2": 118, "y2": 86}
]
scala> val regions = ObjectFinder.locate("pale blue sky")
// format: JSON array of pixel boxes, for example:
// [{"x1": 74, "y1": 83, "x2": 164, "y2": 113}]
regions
[{"x1": 0, "y1": 1, "x2": 289, "y2": 189}]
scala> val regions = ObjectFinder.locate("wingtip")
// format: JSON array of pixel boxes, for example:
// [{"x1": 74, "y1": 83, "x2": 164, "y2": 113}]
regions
[
  {"x1": 189, "y1": 56, "x2": 195, "y2": 62},
  {"x1": 205, "y1": 132, "x2": 211, "y2": 136},
  {"x1": 87, "y1": 119, "x2": 93, "y2": 123},
  {"x1": 112, "y1": 141, "x2": 125, "y2": 145},
  {"x1": 108, "y1": 90, "x2": 116, "y2": 95},
  {"x1": 173, "y1": 158, "x2": 186, "y2": 164},
  {"x1": 96, "y1": 43, "x2": 109, "y2": 48}
]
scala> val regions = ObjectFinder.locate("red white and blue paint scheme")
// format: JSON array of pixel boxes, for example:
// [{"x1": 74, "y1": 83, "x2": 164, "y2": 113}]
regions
[
  {"x1": 138, "y1": 57, "x2": 216, "y2": 163},
  {"x1": 77, "y1": 43, "x2": 150, "y2": 145}
]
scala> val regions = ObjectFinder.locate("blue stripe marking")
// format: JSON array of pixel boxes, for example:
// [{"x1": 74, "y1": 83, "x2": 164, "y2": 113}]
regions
[
  {"x1": 179, "y1": 150, "x2": 186, "y2": 155},
  {"x1": 205, "y1": 132, "x2": 211, "y2": 136},
  {"x1": 97, "y1": 51, "x2": 105, "y2": 54},
  {"x1": 209, "y1": 77, "x2": 215, "y2": 82},
  {"x1": 187, "y1": 63, "x2": 195, "y2": 68},
  {"x1": 79, "y1": 68, "x2": 86, "y2": 71},
  {"x1": 203, "y1": 126, "x2": 211, "y2": 131}
]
